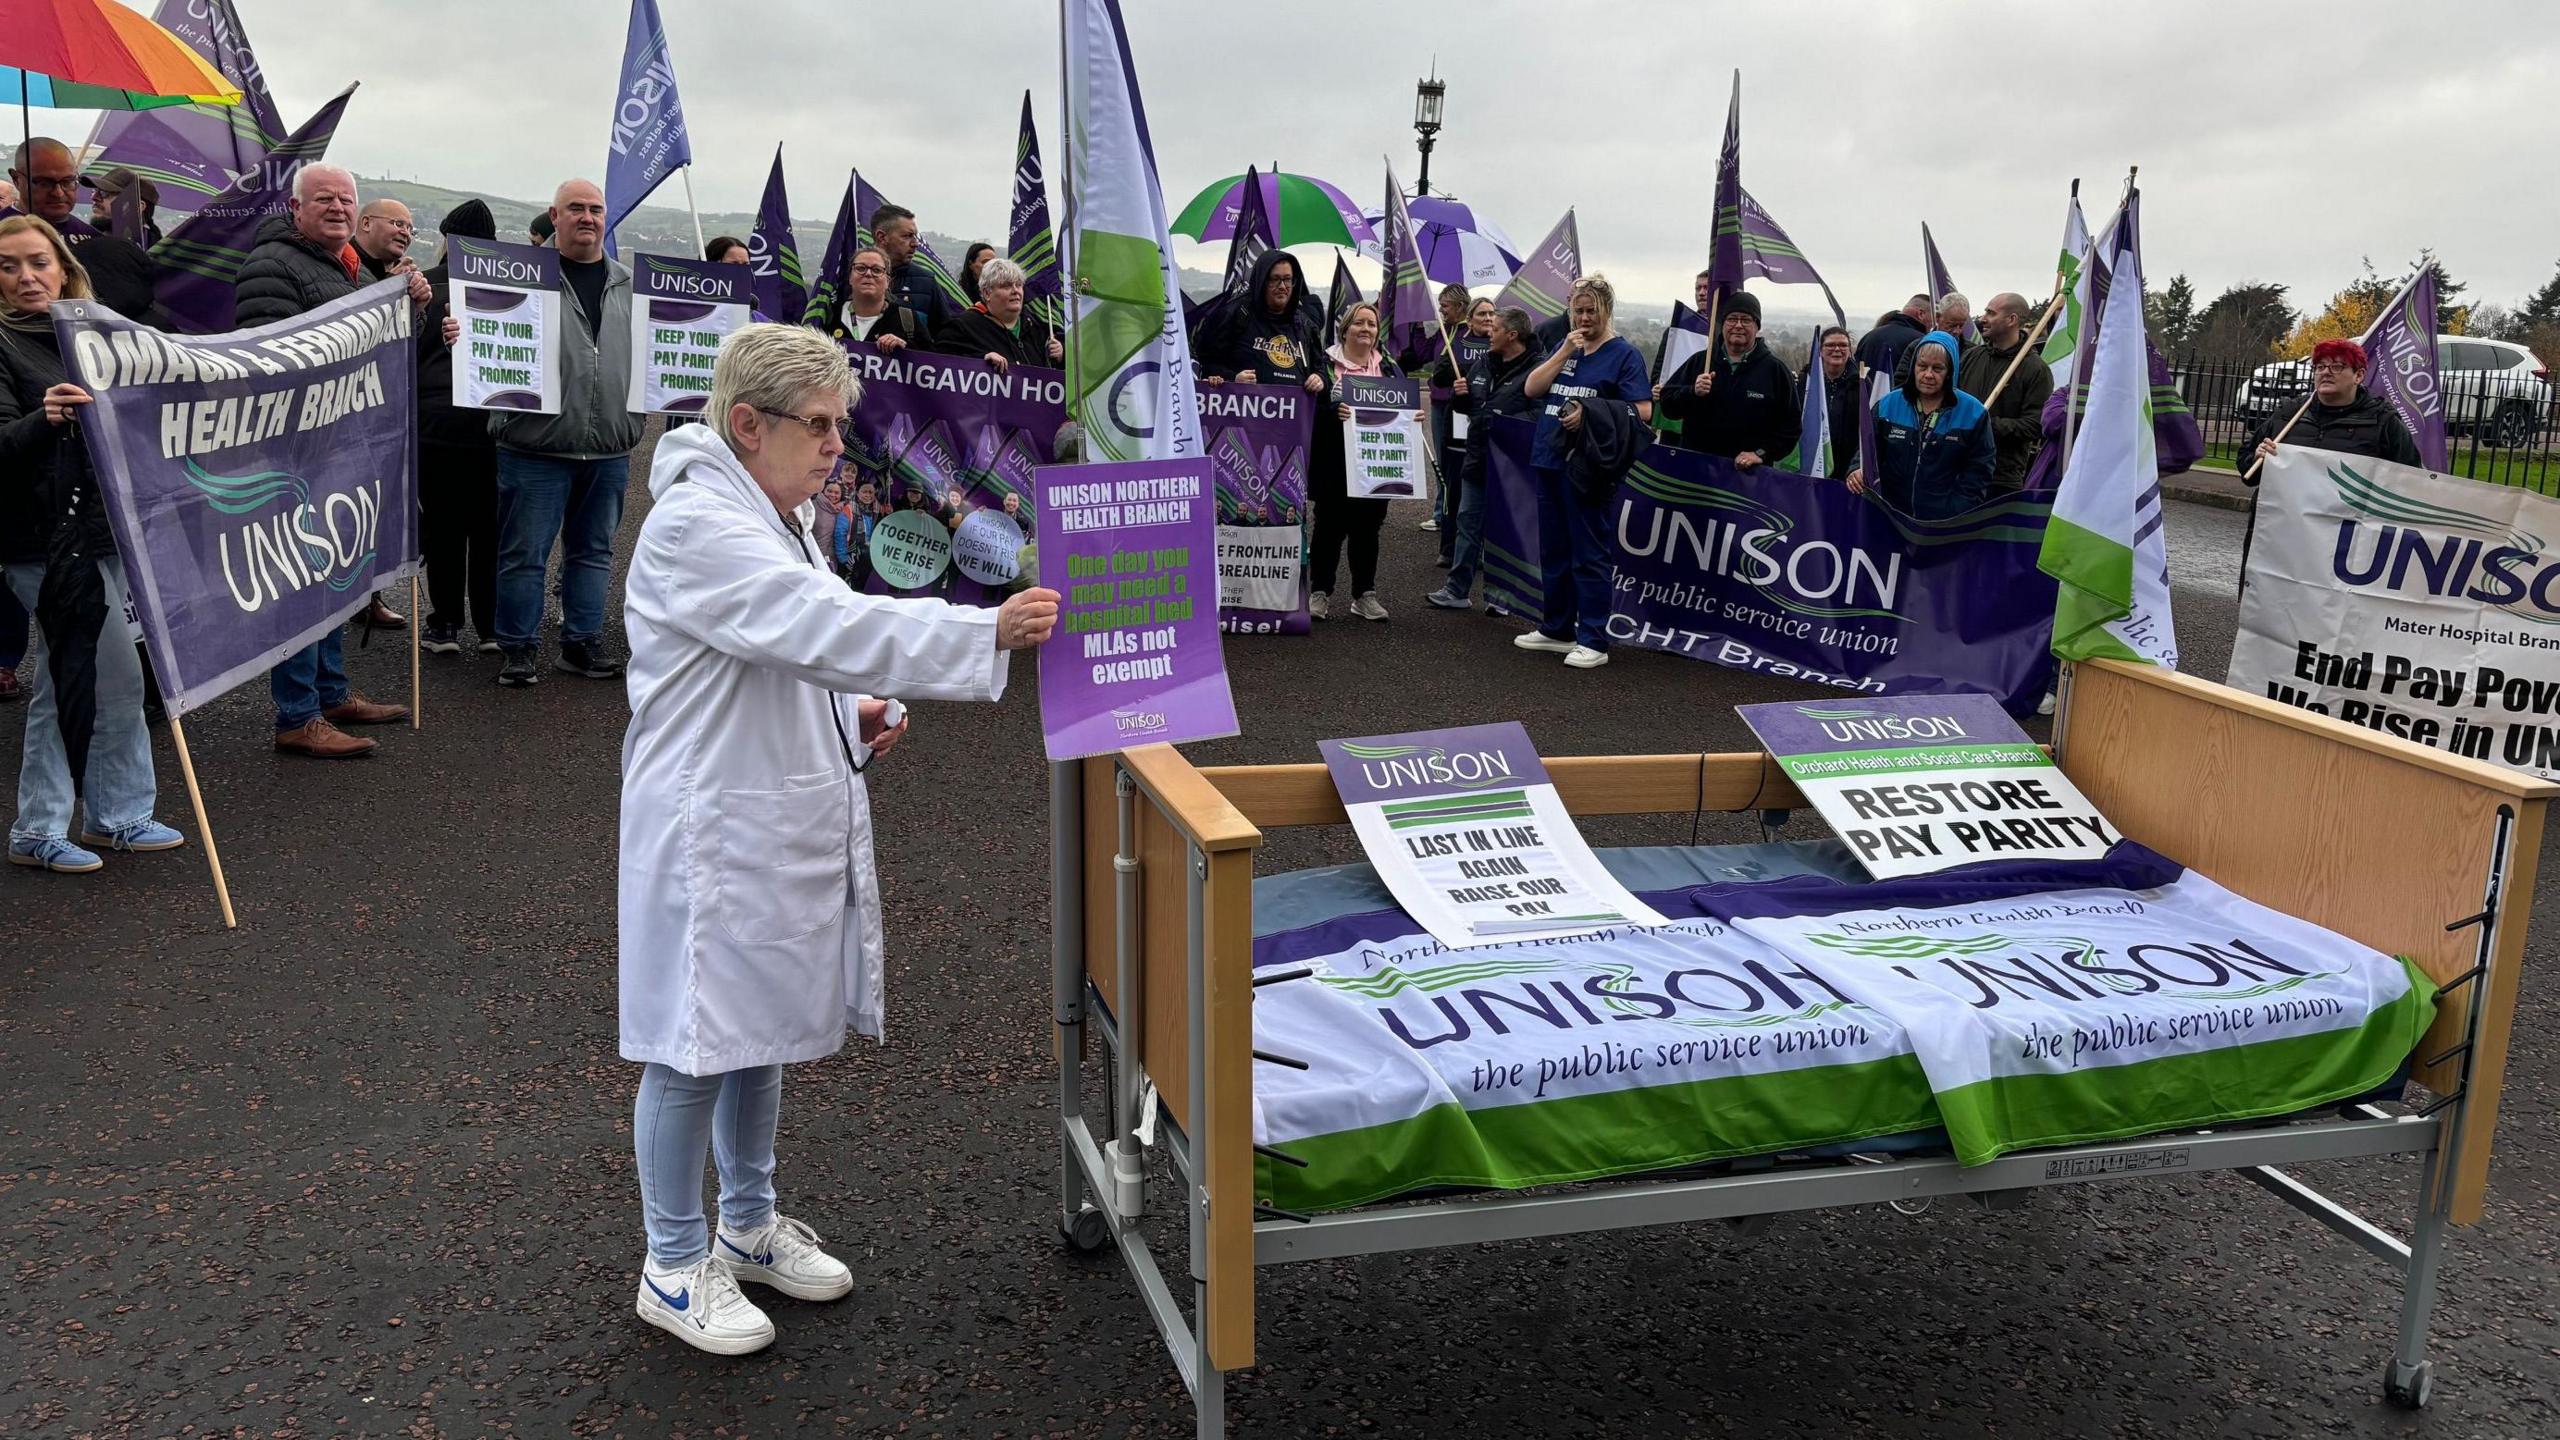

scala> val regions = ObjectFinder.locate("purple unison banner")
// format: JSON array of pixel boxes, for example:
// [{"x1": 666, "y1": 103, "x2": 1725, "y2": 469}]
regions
[
  {"x1": 834, "y1": 340, "x2": 1313, "y2": 632},
  {"x1": 1481, "y1": 417, "x2": 2057, "y2": 711},
  {"x1": 55, "y1": 281, "x2": 421, "y2": 717},
  {"x1": 1036, "y1": 457, "x2": 1240, "y2": 761}
]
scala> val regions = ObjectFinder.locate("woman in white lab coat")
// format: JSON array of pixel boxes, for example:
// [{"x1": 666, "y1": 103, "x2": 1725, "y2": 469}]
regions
[{"x1": 617, "y1": 323, "x2": 1058, "y2": 1356}]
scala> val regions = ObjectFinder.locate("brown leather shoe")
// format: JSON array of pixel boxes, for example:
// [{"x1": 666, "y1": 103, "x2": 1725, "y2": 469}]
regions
[
  {"x1": 364, "y1": 596, "x2": 407, "y2": 628},
  {"x1": 324, "y1": 694, "x2": 410, "y2": 726},
  {"x1": 275, "y1": 718, "x2": 379, "y2": 758}
]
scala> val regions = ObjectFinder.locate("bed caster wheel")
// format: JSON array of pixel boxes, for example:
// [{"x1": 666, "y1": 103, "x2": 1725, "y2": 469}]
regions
[
  {"x1": 1059, "y1": 1204, "x2": 1112, "y2": 1253},
  {"x1": 2383, "y1": 1358, "x2": 2433, "y2": 1410}
]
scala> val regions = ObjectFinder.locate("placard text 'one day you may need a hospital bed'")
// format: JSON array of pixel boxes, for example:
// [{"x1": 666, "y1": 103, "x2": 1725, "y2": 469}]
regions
[
  {"x1": 1741, "y1": 695, "x2": 2120, "y2": 879},
  {"x1": 1320, "y1": 723, "x2": 1667, "y2": 949}
]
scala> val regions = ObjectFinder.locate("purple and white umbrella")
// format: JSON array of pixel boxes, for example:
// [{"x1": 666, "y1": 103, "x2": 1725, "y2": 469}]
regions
[{"x1": 1358, "y1": 195, "x2": 1520, "y2": 288}]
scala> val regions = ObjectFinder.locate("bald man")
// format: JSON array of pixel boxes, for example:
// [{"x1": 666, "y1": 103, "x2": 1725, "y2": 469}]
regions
[
  {"x1": 482, "y1": 178, "x2": 642, "y2": 687},
  {"x1": 232, "y1": 162, "x2": 417, "y2": 756},
  {"x1": 354, "y1": 197, "x2": 418, "y2": 283},
  {"x1": 8, "y1": 137, "x2": 158, "y2": 316}
]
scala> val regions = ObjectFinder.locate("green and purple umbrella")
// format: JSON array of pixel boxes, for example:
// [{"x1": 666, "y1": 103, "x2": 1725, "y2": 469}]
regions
[{"x1": 1172, "y1": 170, "x2": 1377, "y2": 250}]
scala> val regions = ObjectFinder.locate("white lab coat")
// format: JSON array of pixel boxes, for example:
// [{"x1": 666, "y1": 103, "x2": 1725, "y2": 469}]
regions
[{"x1": 618, "y1": 424, "x2": 1008, "y2": 1076}]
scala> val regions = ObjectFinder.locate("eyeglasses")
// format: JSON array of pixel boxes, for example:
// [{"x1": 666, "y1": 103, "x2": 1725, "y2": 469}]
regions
[
  {"x1": 849, "y1": 263, "x2": 889, "y2": 276},
  {"x1": 2309, "y1": 361, "x2": 2356, "y2": 375},
  {"x1": 759, "y1": 408, "x2": 854, "y2": 442},
  {"x1": 25, "y1": 175, "x2": 80, "y2": 193}
]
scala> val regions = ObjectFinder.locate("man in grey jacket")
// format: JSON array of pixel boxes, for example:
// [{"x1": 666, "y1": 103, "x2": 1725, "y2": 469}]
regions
[{"x1": 488, "y1": 178, "x2": 642, "y2": 686}]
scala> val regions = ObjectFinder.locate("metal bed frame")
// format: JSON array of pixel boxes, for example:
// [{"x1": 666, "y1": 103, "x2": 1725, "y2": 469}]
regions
[{"x1": 1047, "y1": 659, "x2": 2553, "y2": 1438}]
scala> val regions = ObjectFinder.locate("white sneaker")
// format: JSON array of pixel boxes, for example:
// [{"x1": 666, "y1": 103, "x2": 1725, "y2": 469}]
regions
[
  {"x1": 637, "y1": 1253, "x2": 775, "y2": 1355},
  {"x1": 2036, "y1": 691, "x2": 2057, "y2": 716},
  {"x1": 718, "y1": 1214, "x2": 855, "y2": 1302},
  {"x1": 1564, "y1": 645, "x2": 1610, "y2": 669},
  {"x1": 1417, "y1": 517, "x2": 1439, "y2": 531},
  {"x1": 1308, "y1": 591, "x2": 1331, "y2": 621},
  {"x1": 1513, "y1": 630, "x2": 1575, "y2": 654},
  {"x1": 1350, "y1": 591, "x2": 1389, "y2": 621}
]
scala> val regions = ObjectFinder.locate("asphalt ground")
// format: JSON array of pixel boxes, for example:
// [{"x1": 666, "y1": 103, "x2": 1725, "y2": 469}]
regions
[{"x1": 5, "y1": 437, "x2": 2555, "y2": 1440}]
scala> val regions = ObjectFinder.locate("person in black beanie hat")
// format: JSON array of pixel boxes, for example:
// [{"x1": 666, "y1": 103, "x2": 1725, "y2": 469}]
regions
[
  {"x1": 1652, "y1": 288, "x2": 1799, "y2": 467},
  {"x1": 416, "y1": 200, "x2": 504, "y2": 654}
]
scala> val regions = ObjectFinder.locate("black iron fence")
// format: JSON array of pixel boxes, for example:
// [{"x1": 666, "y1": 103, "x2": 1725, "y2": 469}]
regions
[{"x1": 2166, "y1": 357, "x2": 2560, "y2": 496}]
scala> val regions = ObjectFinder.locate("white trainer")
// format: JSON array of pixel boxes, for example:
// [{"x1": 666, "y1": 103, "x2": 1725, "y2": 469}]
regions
[
  {"x1": 1350, "y1": 591, "x2": 1390, "y2": 621},
  {"x1": 1563, "y1": 645, "x2": 1610, "y2": 669},
  {"x1": 1308, "y1": 591, "x2": 1331, "y2": 621},
  {"x1": 717, "y1": 1214, "x2": 855, "y2": 1302},
  {"x1": 636, "y1": 1253, "x2": 775, "y2": 1355},
  {"x1": 1512, "y1": 630, "x2": 1575, "y2": 654}
]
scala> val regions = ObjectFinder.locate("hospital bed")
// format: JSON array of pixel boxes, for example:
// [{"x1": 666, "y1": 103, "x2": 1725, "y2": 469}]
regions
[{"x1": 1045, "y1": 658, "x2": 2551, "y2": 1438}]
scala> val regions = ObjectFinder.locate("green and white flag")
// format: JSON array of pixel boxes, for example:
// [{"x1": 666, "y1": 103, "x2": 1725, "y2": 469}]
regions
[
  {"x1": 1062, "y1": 0, "x2": 1203, "y2": 462},
  {"x1": 2039, "y1": 188, "x2": 2093, "y2": 391},
  {"x1": 2039, "y1": 186, "x2": 2176, "y2": 667}
]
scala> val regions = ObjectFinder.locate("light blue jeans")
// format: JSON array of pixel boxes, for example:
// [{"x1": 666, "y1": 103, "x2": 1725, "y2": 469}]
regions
[
  {"x1": 633, "y1": 1062, "x2": 782, "y2": 1269},
  {"x1": 4, "y1": 560, "x2": 158, "y2": 843}
]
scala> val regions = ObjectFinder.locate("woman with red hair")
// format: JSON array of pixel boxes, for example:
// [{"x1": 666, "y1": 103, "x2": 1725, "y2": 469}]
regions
[{"x1": 2238, "y1": 339, "x2": 2420, "y2": 585}]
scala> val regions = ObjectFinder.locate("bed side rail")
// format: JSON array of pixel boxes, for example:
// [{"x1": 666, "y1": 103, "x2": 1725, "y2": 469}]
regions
[
  {"x1": 1200, "y1": 752, "x2": 1811, "y2": 829},
  {"x1": 2055, "y1": 658, "x2": 2555, "y2": 1225}
]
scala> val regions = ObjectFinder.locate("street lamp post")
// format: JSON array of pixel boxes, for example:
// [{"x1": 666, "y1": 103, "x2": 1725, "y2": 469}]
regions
[{"x1": 1413, "y1": 75, "x2": 1446, "y2": 197}]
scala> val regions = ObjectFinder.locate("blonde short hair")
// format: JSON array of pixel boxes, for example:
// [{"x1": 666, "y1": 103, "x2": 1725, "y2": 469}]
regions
[
  {"x1": 709, "y1": 323, "x2": 860, "y2": 448},
  {"x1": 1567, "y1": 273, "x2": 1616, "y2": 316},
  {"x1": 0, "y1": 215, "x2": 93, "y2": 303}
]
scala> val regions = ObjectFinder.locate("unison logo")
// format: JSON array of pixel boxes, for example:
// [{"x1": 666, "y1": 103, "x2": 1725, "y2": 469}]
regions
[
  {"x1": 2326, "y1": 463, "x2": 2560, "y2": 621},
  {"x1": 1348, "y1": 744, "x2": 1516, "y2": 793},
  {"x1": 1619, "y1": 467, "x2": 1905, "y2": 620},
  {"x1": 454, "y1": 238, "x2": 546, "y2": 287},
  {"x1": 198, "y1": 462, "x2": 384, "y2": 613}
]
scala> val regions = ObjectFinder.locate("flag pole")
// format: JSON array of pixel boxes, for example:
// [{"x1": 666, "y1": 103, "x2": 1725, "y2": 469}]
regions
[
  {"x1": 164, "y1": 712, "x2": 237, "y2": 929},
  {"x1": 679, "y1": 165, "x2": 707, "y2": 257},
  {"x1": 1982, "y1": 278, "x2": 2069, "y2": 408},
  {"x1": 408, "y1": 574, "x2": 422, "y2": 729},
  {"x1": 2243, "y1": 251, "x2": 2423, "y2": 482}
]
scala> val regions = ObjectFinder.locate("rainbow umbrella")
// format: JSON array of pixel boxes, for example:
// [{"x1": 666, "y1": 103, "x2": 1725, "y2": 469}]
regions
[
  {"x1": 1, "y1": 0, "x2": 241, "y2": 138},
  {"x1": 1173, "y1": 171, "x2": 1377, "y2": 249}
]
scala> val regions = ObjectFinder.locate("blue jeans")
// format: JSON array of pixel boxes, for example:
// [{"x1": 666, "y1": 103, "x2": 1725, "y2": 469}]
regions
[
  {"x1": 634, "y1": 1062, "x2": 782, "y2": 1269},
  {"x1": 1443, "y1": 470, "x2": 1489, "y2": 597},
  {"x1": 270, "y1": 628, "x2": 348, "y2": 731},
  {"x1": 495, "y1": 450, "x2": 629, "y2": 650},
  {"x1": 4, "y1": 560, "x2": 157, "y2": 841},
  {"x1": 0, "y1": 581, "x2": 25, "y2": 669},
  {"x1": 1534, "y1": 466, "x2": 1615, "y2": 650}
]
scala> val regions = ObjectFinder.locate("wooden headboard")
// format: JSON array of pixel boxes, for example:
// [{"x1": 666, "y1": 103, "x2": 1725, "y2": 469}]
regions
[{"x1": 2056, "y1": 659, "x2": 2554, "y2": 1224}]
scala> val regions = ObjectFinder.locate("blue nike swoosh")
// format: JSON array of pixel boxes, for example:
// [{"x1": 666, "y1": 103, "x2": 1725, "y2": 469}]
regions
[
  {"x1": 718, "y1": 1235, "x2": 774, "y2": 1266},
  {"x1": 643, "y1": 1276, "x2": 690, "y2": 1312}
]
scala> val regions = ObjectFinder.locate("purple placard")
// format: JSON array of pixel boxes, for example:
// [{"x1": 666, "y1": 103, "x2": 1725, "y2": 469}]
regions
[
  {"x1": 1737, "y1": 694, "x2": 2029, "y2": 765},
  {"x1": 1317, "y1": 722, "x2": 1553, "y2": 806},
  {"x1": 634, "y1": 252, "x2": 754, "y2": 310},
  {"x1": 1037, "y1": 458, "x2": 1240, "y2": 760}
]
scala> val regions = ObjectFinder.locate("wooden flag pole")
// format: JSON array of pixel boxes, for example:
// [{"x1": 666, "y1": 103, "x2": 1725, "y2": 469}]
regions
[
  {"x1": 2241, "y1": 394, "x2": 2318, "y2": 482},
  {"x1": 164, "y1": 712, "x2": 236, "y2": 930},
  {"x1": 1980, "y1": 284, "x2": 2066, "y2": 409},
  {"x1": 409, "y1": 574, "x2": 422, "y2": 730}
]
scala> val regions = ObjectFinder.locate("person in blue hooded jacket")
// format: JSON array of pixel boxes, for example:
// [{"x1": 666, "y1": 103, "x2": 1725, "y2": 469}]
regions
[{"x1": 1847, "y1": 329, "x2": 1994, "y2": 520}]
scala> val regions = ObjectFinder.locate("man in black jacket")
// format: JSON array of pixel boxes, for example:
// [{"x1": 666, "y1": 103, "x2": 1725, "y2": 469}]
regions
[
  {"x1": 231, "y1": 164, "x2": 423, "y2": 758},
  {"x1": 1957, "y1": 291, "x2": 2054, "y2": 494},
  {"x1": 869, "y1": 203, "x2": 955, "y2": 334},
  {"x1": 1429, "y1": 307, "x2": 1541, "y2": 611},
  {"x1": 416, "y1": 200, "x2": 502, "y2": 656},
  {"x1": 9, "y1": 139, "x2": 156, "y2": 318},
  {"x1": 1855, "y1": 295, "x2": 1932, "y2": 382},
  {"x1": 1653, "y1": 291, "x2": 1798, "y2": 469},
  {"x1": 2238, "y1": 338, "x2": 2421, "y2": 588}
]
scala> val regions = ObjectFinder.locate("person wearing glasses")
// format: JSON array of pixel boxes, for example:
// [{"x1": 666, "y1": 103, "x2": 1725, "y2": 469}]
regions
[
  {"x1": 619, "y1": 323, "x2": 1058, "y2": 1355},
  {"x1": 7, "y1": 139, "x2": 156, "y2": 319},
  {"x1": 2237, "y1": 338, "x2": 2419, "y2": 585},
  {"x1": 819, "y1": 245, "x2": 927, "y2": 353}
]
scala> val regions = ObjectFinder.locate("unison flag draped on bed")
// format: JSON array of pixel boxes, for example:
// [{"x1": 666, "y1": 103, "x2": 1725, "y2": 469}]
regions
[
  {"x1": 746, "y1": 146, "x2": 806, "y2": 324},
  {"x1": 151, "y1": 86, "x2": 356, "y2": 335},
  {"x1": 1008, "y1": 92, "x2": 1063, "y2": 329},
  {"x1": 2040, "y1": 186, "x2": 2175, "y2": 667},
  {"x1": 1062, "y1": 0, "x2": 1203, "y2": 462},
  {"x1": 2357, "y1": 266, "x2": 2449, "y2": 471},
  {"x1": 602, "y1": 0, "x2": 692, "y2": 257},
  {"x1": 81, "y1": 0, "x2": 288, "y2": 217}
]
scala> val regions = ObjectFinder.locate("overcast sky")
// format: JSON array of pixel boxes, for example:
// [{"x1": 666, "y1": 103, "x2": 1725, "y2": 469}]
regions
[{"x1": 185, "y1": 0, "x2": 2560, "y2": 322}]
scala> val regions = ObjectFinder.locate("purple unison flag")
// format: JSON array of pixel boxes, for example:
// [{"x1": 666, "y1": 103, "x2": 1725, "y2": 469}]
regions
[
  {"x1": 1736, "y1": 188, "x2": 1846, "y2": 328},
  {"x1": 1376, "y1": 164, "x2": 1440, "y2": 364},
  {"x1": 748, "y1": 146, "x2": 806, "y2": 325},
  {"x1": 1703, "y1": 72, "x2": 1746, "y2": 311},
  {"x1": 83, "y1": 0, "x2": 288, "y2": 217},
  {"x1": 1921, "y1": 223, "x2": 1977, "y2": 342},
  {"x1": 2035, "y1": 188, "x2": 2203, "y2": 487},
  {"x1": 1008, "y1": 92, "x2": 1063, "y2": 326},
  {"x1": 1493, "y1": 209, "x2": 1580, "y2": 335},
  {"x1": 57, "y1": 280, "x2": 420, "y2": 716},
  {"x1": 2357, "y1": 266, "x2": 2449, "y2": 471},
  {"x1": 1036, "y1": 457, "x2": 1239, "y2": 760},
  {"x1": 151, "y1": 86, "x2": 356, "y2": 335},
  {"x1": 1222, "y1": 164, "x2": 1274, "y2": 296},
  {"x1": 603, "y1": 0, "x2": 694, "y2": 258},
  {"x1": 801, "y1": 169, "x2": 863, "y2": 325},
  {"x1": 1324, "y1": 248, "x2": 1361, "y2": 343}
]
